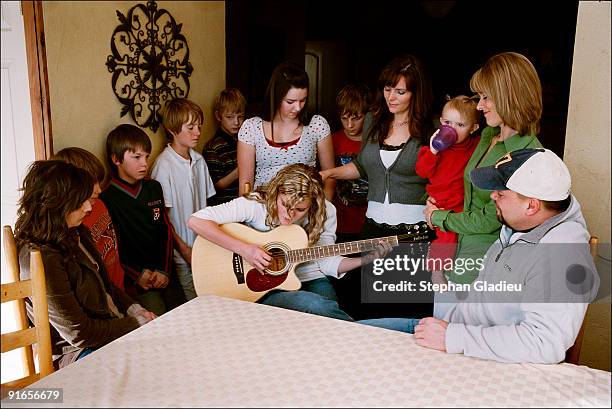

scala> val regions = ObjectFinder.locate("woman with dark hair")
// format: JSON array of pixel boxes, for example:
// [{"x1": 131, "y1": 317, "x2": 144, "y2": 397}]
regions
[
  {"x1": 15, "y1": 160, "x2": 155, "y2": 369},
  {"x1": 237, "y1": 61, "x2": 335, "y2": 199},
  {"x1": 320, "y1": 54, "x2": 435, "y2": 320}
]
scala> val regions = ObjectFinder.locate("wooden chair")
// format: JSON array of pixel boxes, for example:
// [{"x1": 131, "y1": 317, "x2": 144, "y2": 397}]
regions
[
  {"x1": 1, "y1": 225, "x2": 54, "y2": 398},
  {"x1": 564, "y1": 236, "x2": 598, "y2": 364}
]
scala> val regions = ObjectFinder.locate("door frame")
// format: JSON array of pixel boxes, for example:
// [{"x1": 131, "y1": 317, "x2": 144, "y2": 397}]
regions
[{"x1": 21, "y1": 0, "x2": 52, "y2": 159}]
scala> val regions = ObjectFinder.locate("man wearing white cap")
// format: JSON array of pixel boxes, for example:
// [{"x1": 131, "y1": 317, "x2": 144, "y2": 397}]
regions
[{"x1": 360, "y1": 148, "x2": 599, "y2": 363}]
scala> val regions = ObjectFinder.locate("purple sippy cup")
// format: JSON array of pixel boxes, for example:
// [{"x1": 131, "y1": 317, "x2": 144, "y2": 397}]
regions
[{"x1": 431, "y1": 124, "x2": 458, "y2": 152}]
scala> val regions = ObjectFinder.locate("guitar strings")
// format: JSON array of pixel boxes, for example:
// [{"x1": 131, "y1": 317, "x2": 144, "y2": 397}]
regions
[{"x1": 283, "y1": 223, "x2": 435, "y2": 263}]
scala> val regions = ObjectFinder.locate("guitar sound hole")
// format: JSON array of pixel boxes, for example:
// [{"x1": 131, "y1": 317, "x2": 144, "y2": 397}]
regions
[{"x1": 266, "y1": 247, "x2": 287, "y2": 274}]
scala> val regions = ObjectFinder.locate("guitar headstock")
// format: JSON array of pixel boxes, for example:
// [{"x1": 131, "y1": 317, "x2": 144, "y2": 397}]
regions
[{"x1": 397, "y1": 221, "x2": 437, "y2": 243}]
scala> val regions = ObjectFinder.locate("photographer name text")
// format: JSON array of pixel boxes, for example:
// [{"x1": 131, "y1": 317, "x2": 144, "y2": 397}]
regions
[{"x1": 373, "y1": 280, "x2": 522, "y2": 293}]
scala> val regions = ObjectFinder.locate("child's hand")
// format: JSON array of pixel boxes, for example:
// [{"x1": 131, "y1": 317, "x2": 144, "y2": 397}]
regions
[
  {"x1": 319, "y1": 169, "x2": 331, "y2": 181},
  {"x1": 127, "y1": 304, "x2": 157, "y2": 325},
  {"x1": 151, "y1": 270, "x2": 169, "y2": 288},
  {"x1": 424, "y1": 198, "x2": 441, "y2": 229},
  {"x1": 240, "y1": 244, "x2": 271, "y2": 272},
  {"x1": 429, "y1": 129, "x2": 440, "y2": 155},
  {"x1": 137, "y1": 269, "x2": 155, "y2": 290}
]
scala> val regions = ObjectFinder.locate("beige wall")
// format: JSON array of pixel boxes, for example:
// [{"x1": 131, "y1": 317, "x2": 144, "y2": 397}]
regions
[
  {"x1": 564, "y1": 1, "x2": 611, "y2": 371},
  {"x1": 43, "y1": 1, "x2": 225, "y2": 163}
]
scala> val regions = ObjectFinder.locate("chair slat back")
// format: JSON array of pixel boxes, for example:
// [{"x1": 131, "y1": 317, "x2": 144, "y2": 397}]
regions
[
  {"x1": 1, "y1": 226, "x2": 54, "y2": 398},
  {"x1": 30, "y1": 250, "x2": 54, "y2": 376},
  {"x1": 0, "y1": 327, "x2": 38, "y2": 353},
  {"x1": 2, "y1": 225, "x2": 35, "y2": 376}
]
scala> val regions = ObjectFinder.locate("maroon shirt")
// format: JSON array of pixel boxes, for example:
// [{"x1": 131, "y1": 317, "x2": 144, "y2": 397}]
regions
[{"x1": 331, "y1": 130, "x2": 368, "y2": 234}]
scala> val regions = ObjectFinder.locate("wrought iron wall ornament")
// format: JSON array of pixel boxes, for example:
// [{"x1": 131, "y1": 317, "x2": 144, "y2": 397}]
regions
[{"x1": 105, "y1": 0, "x2": 193, "y2": 132}]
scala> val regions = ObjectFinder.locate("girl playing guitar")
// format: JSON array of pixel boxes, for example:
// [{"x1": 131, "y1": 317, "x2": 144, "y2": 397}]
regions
[{"x1": 188, "y1": 163, "x2": 391, "y2": 321}]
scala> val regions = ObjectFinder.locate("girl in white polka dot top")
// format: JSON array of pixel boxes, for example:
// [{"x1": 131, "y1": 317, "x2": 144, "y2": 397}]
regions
[{"x1": 237, "y1": 61, "x2": 335, "y2": 199}]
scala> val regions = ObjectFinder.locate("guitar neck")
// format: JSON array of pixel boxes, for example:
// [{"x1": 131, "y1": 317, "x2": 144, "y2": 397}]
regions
[{"x1": 286, "y1": 236, "x2": 399, "y2": 264}]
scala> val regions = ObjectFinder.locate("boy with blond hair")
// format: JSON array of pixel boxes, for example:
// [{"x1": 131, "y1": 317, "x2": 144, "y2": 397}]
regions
[
  {"x1": 202, "y1": 88, "x2": 246, "y2": 205},
  {"x1": 151, "y1": 98, "x2": 216, "y2": 300}
]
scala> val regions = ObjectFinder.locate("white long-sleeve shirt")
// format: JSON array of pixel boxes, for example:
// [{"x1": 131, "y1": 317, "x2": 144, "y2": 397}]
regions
[{"x1": 191, "y1": 197, "x2": 345, "y2": 282}]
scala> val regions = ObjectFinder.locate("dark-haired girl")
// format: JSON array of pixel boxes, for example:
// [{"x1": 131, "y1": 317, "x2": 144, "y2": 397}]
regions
[
  {"x1": 15, "y1": 160, "x2": 155, "y2": 368},
  {"x1": 237, "y1": 61, "x2": 335, "y2": 199}
]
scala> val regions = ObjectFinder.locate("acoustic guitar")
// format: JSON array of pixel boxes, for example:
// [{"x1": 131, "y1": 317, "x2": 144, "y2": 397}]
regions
[{"x1": 191, "y1": 222, "x2": 434, "y2": 302}]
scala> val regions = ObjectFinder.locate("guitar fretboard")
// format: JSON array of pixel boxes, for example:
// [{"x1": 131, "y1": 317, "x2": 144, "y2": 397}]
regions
[{"x1": 286, "y1": 236, "x2": 399, "y2": 264}]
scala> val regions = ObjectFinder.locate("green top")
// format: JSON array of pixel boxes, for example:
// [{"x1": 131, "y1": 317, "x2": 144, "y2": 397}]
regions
[{"x1": 431, "y1": 126, "x2": 542, "y2": 283}]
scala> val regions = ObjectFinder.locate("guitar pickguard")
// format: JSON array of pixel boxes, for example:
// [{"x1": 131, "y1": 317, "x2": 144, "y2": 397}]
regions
[{"x1": 246, "y1": 269, "x2": 289, "y2": 292}]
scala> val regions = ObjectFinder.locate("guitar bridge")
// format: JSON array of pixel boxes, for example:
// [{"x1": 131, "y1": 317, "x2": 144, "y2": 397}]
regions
[{"x1": 232, "y1": 253, "x2": 245, "y2": 284}]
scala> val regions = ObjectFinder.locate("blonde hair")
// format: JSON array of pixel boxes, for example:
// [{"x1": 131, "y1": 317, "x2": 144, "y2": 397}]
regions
[
  {"x1": 213, "y1": 88, "x2": 246, "y2": 116},
  {"x1": 162, "y1": 98, "x2": 204, "y2": 140},
  {"x1": 247, "y1": 164, "x2": 326, "y2": 245},
  {"x1": 470, "y1": 52, "x2": 542, "y2": 136},
  {"x1": 443, "y1": 95, "x2": 481, "y2": 126}
]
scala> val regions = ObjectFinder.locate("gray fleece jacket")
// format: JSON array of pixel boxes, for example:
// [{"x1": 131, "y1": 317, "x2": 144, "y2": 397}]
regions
[{"x1": 443, "y1": 196, "x2": 599, "y2": 363}]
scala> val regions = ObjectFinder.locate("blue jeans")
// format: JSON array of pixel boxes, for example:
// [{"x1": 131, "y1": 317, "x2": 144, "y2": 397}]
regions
[
  {"x1": 357, "y1": 318, "x2": 421, "y2": 333},
  {"x1": 300, "y1": 276, "x2": 339, "y2": 301},
  {"x1": 259, "y1": 277, "x2": 353, "y2": 321},
  {"x1": 76, "y1": 347, "x2": 96, "y2": 360}
]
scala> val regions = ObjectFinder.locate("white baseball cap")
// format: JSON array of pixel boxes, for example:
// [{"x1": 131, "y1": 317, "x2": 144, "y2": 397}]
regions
[{"x1": 470, "y1": 148, "x2": 571, "y2": 201}]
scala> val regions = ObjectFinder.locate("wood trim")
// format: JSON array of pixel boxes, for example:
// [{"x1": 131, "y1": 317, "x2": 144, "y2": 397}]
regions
[{"x1": 22, "y1": 0, "x2": 53, "y2": 159}]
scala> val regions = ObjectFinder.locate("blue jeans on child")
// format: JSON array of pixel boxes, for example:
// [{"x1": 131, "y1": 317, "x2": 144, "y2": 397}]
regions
[
  {"x1": 258, "y1": 277, "x2": 353, "y2": 321},
  {"x1": 175, "y1": 262, "x2": 197, "y2": 301},
  {"x1": 357, "y1": 318, "x2": 421, "y2": 333}
]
